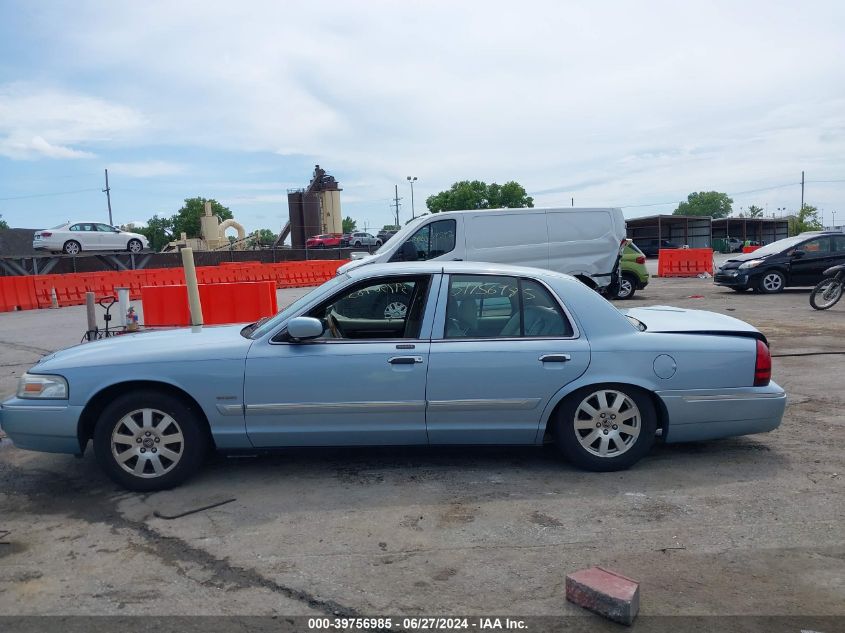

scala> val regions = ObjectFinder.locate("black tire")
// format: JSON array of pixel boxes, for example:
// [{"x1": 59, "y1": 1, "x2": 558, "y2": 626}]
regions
[
  {"x1": 63, "y1": 240, "x2": 81, "y2": 255},
  {"x1": 353, "y1": 241, "x2": 362, "y2": 247},
  {"x1": 757, "y1": 270, "x2": 785, "y2": 294},
  {"x1": 554, "y1": 384, "x2": 656, "y2": 472},
  {"x1": 93, "y1": 389, "x2": 208, "y2": 491},
  {"x1": 127, "y1": 239, "x2": 143, "y2": 253},
  {"x1": 616, "y1": 273, "x2": 638, "y2": 300},
  {"x1": 375, "y1": 240, "x2": 382, "y2": 247},
  {"x1": 810, "y1": 278, "x2": 844, "y2": 310}
]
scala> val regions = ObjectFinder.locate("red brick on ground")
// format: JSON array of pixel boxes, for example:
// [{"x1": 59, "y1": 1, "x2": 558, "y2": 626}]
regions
[{"x1": 565, "y1": 566, "x2": 640, "y2": 625}]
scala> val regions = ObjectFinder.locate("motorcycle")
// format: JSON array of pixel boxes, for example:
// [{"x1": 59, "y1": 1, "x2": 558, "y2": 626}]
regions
[{"x1": 809, "y1": 264, "x2": 845, "y2": 310}]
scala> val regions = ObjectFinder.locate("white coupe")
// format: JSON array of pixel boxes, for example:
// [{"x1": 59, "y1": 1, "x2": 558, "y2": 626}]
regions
[{"x1": 33, "y1": 222, "x2": 149, "y2": 255}]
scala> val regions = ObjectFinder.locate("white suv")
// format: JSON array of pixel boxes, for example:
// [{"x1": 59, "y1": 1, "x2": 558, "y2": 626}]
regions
[{"x1": 348, "y1": 232, "x2": 381, "y2": 247}]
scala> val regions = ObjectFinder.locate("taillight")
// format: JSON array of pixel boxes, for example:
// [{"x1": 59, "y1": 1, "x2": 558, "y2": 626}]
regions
[
  {"x1": 635, "y1": 256, "x2": 646, "y2": 264},
  {"x1": 40, "y1": 231, "x2": 52, "y2": 237},
  {"x1": 754, "y1": 340, "x2": 771, "y2": 386}
]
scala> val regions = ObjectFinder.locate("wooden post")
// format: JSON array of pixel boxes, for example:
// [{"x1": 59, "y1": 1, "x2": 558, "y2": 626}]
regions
[{"x1": 181, "y1": 247, "x2": 204, "y2": 326}]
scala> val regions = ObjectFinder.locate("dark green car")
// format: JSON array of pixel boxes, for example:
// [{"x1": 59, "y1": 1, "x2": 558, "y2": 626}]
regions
[{"x1": 616, "y1": 242, "x2": 649, "y2": 299}]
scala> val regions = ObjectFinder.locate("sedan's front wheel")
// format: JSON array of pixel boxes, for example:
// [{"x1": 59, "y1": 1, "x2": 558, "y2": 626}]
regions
[
  {"x1": 93, "y1": 390, "x2": 208, "y2": 491},
  {"x1": 555, "y1": 384, "x2": 656, "y2": 471}
]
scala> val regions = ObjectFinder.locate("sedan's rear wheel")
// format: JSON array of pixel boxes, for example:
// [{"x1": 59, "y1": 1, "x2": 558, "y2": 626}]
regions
[
  {"x1": 63, "y1": 240, "x2": 81, "y2": 255},
  {"x1": 555, "y1": 384, "x2": 656, "y2": 471},
  {"x1": 93, "y1": 390, "x2": 208, "y2": 491}
]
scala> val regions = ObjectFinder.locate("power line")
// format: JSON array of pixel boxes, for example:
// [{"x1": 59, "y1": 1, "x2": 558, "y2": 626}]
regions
[{"x1": 0, "y1": 187, "x2": 101, "y2": 202}]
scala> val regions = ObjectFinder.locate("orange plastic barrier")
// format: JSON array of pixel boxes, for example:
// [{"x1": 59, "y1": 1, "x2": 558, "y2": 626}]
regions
[
  {"x1": 657, "y1": 248, "x2": 714, "y2": 278},
  {"x1": 0, "y1": 260, "x2": 348, "y2": 313},
  {"x1": 141, "y1": 281, "x2": 278, "y2": 326},
  {"x1": 742, "y1": 245, "x2": 761, "y2": 253}
]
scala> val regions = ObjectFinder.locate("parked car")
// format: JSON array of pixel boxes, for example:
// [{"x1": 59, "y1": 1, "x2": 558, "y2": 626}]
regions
[
  {"x1": 615, "y1": 241, "x2": 649, "y2": 299},
  {"x1": 33, "y1": 222, "x2": 149, "y2": 255},
  {"x1": 347, "y1": 232, "x2": 382, "y2": 248},
  {"x1": 338, "y1": 207, "x2": 627, "y2": 295},
  {"x1": 305, "y1": 233, "x2": 344, "y2": 248},
  {"x1": 715, "y1": 231, "x2": 845, "y2": 293},
  {"x1": 377, "y1": 229, "x2": 398, "y2": 243},
  {"x1": 634, "y1": 239, "x2": 681, "y2": 258},
  {"x1": 0, "y1": 261, "x2": 785, "y2": 490},
  {"x1": 727, "y1": 237, "x2": 744, "y2": 253}
]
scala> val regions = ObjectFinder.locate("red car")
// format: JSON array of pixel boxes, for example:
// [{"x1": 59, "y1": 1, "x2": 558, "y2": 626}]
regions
[{"x1": 305, "y1": 233, "x2": 344, "y2": 248}]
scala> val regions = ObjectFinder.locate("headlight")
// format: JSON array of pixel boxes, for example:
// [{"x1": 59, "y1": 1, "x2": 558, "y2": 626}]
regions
[
  {"x1": 17, "y1": 373, "x2": 68, "y2": 399},
  {"x1": 738, "y1": 259, "x2": 765, "y2": 270}
]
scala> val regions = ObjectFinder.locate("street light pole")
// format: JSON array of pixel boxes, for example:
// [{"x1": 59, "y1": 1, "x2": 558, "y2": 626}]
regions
[{"x1": 407, "y1": 176, "x2": 417, "y2": 220}]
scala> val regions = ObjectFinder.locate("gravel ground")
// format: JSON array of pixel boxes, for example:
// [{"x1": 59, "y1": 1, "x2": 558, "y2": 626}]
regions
[{"x1": 0, "y1": 276, "x2": 843, "y2": 622}]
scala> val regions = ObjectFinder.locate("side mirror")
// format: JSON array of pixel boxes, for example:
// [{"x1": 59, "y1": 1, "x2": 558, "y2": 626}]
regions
[
  {"x1": 791, "y1": 250, "x2": 805, "y2": 259},
  {"x1": 287, "y1": 317, "x2": 324, "y2": 341},
  {"x1": 400, "y1": 241, "x2": 419, "y2": 261}
]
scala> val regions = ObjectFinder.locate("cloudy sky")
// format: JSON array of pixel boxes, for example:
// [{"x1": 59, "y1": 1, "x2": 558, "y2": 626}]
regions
[{"x1": 1, "y1": 0, "x2": 844, "y2": 235}]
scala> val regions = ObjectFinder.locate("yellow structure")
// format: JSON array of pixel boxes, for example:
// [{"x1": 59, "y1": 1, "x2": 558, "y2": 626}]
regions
[
  {"x1": 321, "y1": 189, "x2": 343, "y2": 235},
  {"x1": 164, "y1": 202, "x2": 248, "y2": 252}
]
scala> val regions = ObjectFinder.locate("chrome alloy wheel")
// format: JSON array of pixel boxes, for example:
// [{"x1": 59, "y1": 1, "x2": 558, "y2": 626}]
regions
[
  {"x1": 111, "y1": 408, "x2": 184, "y2": 478},
  {"x1": 573, "y1": 389, "x2": 641, "y2": 458},
  {"x1": 762, "y1": 272, "x2": 783, "y2": 292},
  {"x1": 384, "y1": 301, "x2": 407, "y2": 319},
  {"x1": 617, "y1": 277, "x2": 633, "y2": 299}
]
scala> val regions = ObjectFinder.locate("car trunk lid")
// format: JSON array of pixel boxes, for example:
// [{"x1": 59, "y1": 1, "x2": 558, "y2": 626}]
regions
[{"x1": 622, "y1": 305, "x2": 767, "y2": 343}]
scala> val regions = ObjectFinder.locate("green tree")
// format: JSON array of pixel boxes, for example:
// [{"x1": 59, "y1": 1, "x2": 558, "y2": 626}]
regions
[
  {"x1": 747, "y1": 204, "x2": 764, "y2": 218},
  {"x1": 788, "y1": 204, "x2": 823, "y2": 235},
  {"x1": 171, "y1": 197, "x2": 233, "y2": 239},
  {"x1": 0, "y1": 214, "x2": 8, "y2": 230},
  {"x1": 674, "y1": 191, "x2": 733, "y2": 218},
  {"x1": 342, "y1": 216, "x2": 358, "y2": 233},
  {"x1": 134, "y1": 214, "x2": 174, "y2": 252},
  {"x1": 426, "y1": 180, "x2": 534, "y2": 213}
]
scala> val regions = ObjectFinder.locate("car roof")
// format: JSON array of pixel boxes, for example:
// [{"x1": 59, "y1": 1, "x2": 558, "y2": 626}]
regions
[{"x1": 346, "y1": 260, "x2": 584, "y2": 286}]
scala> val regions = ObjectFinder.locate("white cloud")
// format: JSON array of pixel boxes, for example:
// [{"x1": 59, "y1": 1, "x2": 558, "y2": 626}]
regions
[
  {"x1": 0, "y1": 83, "x2": 146, "y2": 160},
  {"x1": 4, "y1": 0, "x2": 845, "y2": 224},
  {"x1": 108, "y1": 160, "x2": 186, "y2": 178}
]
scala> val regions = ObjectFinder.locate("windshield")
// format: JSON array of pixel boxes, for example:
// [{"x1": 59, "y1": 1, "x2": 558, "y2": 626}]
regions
[
  {"x1": 246, "y1": 274, "x2": 349, "y2": 339},
  {"x1": 50, "y1": 223, "x2": 67, "y2": 229},
  {"x1": 741, "y1": 235, "x2": 808, "y2": 257}
]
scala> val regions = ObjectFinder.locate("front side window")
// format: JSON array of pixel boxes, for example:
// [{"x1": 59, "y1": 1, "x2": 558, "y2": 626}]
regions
[
  {"x1": 445, "y1": 275, "x2": 572, "y2": 339},
  {"x1": 799, "y1": 237, "x2": 830, "y2": 255},
  {"x1": 395, "y1": 219, "x2": 457, "y2": 261},
  {"x1": 303, "y1": 275, "x2": 430, "y2": 340},
  {"x1": 96, "y1": 223, "x2": 116, "y2": 232}
]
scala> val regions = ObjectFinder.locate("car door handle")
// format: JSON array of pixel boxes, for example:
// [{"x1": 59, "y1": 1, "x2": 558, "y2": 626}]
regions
[
  {"x1": 388, "y1": 356, "x2": 423, "y2": 365},
  {"x1": 452, "y1": 258, "x2": 463, "y2": 261},
  {"x1": 539, "y1": 354, "x2": 571, "y2": 363}
]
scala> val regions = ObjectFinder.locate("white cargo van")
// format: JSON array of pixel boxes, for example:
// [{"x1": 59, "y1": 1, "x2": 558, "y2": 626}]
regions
[{"x1": 337, "y1": 207, "x2": 627, "y2": 292}]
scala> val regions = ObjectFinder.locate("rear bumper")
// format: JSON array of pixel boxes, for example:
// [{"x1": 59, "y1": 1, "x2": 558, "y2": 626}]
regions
[
  {"x1": 657, "y1": 381, "x2": 786, "y2": 443},
  {"x1": 0, "y1": 398, "x2": 83, "y2": 454}
]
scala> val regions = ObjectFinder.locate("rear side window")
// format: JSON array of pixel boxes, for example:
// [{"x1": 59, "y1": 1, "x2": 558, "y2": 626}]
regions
[
  {"x1": 445, "y1": 275, "x2": 573, "y2": 339},
  {"x1": 834, "y1": 236, "x2": 845, "y2": 253}
]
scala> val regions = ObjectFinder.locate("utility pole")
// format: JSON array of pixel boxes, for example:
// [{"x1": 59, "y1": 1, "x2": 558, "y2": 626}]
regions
[
  {"x1": 571, "y1": 197, "x2": 574, "y2": 207},
  {"x1": 393, "y1": 185, "x2": 402, "y2": 229},
  {"x1": 801, "y1": 170, "x2": 805, "y2": 211},
  {"x1": 103, "y1": 168, "x2": 113, "y2": 225},
  {"x1": 407, "y1": 176, "x2": 418, "y2": 219}
]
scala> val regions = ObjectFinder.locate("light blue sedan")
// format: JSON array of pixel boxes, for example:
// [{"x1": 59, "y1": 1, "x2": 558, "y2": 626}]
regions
[{"x1": 0, "y1": 262, "x2": 786, "y2": 490}]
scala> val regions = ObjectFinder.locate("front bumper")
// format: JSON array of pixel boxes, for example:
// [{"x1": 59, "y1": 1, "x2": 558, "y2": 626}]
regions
[
  {"x1": 0, "y1": 398, "x2": 83, "y2": 454},
  {"x1": 714, "y1": 269, "x2": 750, "y2": 287},
  {"x1": 657, "y1": 381, "x2": 786, "y2": 443}
]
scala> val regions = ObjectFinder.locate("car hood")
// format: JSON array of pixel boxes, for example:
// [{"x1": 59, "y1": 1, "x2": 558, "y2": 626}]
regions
[
  {"x1": 622, "y1": 306, "x2": 765, "y2": 341},
  {"x1": 33, "y1": 325, "x2": 252, "y2": 371},
  {"x1": 721, "y1": 251, "x2": 773, "y2": 266}
]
